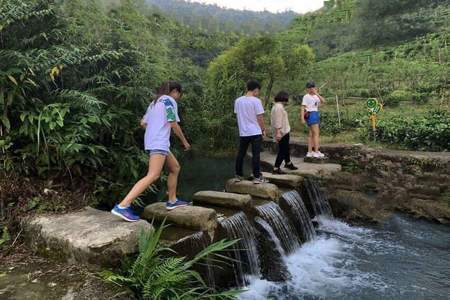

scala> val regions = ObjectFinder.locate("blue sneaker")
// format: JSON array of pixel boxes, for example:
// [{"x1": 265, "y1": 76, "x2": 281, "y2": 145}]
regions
[
  {"x1": 111, "y1": 204, "x2": 140, "y2": 222},
  {"x1": 166, "y1": 199, "x2": 192, "y2": 211}
]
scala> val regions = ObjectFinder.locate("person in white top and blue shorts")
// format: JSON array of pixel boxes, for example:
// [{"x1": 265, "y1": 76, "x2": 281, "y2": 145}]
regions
[{"x1": 300, "y1": 81, "x2": 326, "y2": 158}]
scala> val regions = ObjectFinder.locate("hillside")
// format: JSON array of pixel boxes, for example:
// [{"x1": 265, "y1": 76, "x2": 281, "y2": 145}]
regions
[
  {"x1": 145, "y1": 0, "x2": 298, "y2": 34},
  {"x1": 282, "y1": 0, "x2": 450, "y2": 59},
  {"x1": 205, "y1": 0, "x2": 449, "y2": 151}
]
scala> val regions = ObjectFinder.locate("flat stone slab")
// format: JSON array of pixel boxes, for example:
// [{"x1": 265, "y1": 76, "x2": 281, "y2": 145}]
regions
[
  {"x1": 261, "y1": 172, "x2": 303, "y2": 189},
  {"x1": 193, "y1": 191, "x2": 253, "y2": 209},
  {"x1": 225, "y1": 179, "x2": 280, "y2": 201},
  {"x1": 142, "y1": 203, "x2": 217, "y2": 232},
  {"x1": 259, "y1": 151, "x2": 342, "y2": 177},
  {"x1": 23, "y1": 207, "x2": 152, "y2": 267}
]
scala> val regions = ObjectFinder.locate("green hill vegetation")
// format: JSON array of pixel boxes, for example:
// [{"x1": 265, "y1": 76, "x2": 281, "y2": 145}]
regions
[
  {"x1": 145, "y1": 0, "x2": 298, "y2": 34},
  {"x1": 204, "y1": 0, "x2": 449, "y2": 150}
]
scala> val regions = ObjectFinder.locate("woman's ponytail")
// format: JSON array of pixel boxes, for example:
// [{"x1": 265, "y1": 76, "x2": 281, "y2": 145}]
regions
[{"x1": 152, "y1": 81, "x2": 183, "y2": 106}]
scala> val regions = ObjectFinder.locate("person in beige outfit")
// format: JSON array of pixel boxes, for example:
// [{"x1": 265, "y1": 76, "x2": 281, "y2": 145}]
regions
[{"x1": 271, "y1": 91, "x2": 298, "y2": 174}]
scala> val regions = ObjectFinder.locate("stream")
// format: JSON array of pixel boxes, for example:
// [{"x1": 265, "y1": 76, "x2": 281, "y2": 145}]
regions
[
  {"x1": 240, "y1": 214, "x2": 450, "y2": 300},
  {"x1": 1, "y1": 156, "x2": 449, "y2": 299}
]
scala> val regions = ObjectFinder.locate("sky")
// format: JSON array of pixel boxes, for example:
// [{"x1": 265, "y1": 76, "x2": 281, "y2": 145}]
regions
[{"x1": 187, "y1": 0, "x2": 325, "y2": 13}]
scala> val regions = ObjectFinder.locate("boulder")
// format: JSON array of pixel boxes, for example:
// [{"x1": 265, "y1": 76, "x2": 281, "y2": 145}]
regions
[
  {"x1": 142, "y1": 203, "x2": 217, "y2": 232},
  {"x1": 193, "y1": 191, "x2": 253, "y2": 209},
  {"x1": 327, "y1": 190, "x2": 389, "y2": 223},
  {"x1": 225, "y1": 179, "x2": 280, "y2": 201},
  {"x1": 261, "y1": 172, "x2": 303, "y2": 189},
  {"x1": 23, "y1": 207, "x2": 152, "y2": 267}
]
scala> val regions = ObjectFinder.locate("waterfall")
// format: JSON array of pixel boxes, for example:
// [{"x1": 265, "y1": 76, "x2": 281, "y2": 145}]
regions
[
  {"x1": 254, "y1": 217, "x2": 291, "y2": 282},
  {"x1": 280, "y1": 190, "x2": 317, "y2": 242},
  {"x1": 303, "y1": 177, "x2": 333, "y2": 217},
  {"x1": 220, "y1": 212, "x2": 260, "y2": 286},
  {"x1": 256, "y1": 202, "x2": 300, "y2": 254},
  {"x1": 174, "y1": 231, "x2": 215, "y2": 287},
  {"x1": 254, "y1": 217, "x2": 285, "y2": 256}
]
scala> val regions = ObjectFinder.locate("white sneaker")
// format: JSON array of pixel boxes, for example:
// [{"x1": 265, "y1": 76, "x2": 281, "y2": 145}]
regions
[
  {"x1": 253, "y1": 176, "x2": 268, "y2": 184},
  {"x1": 306, "y1": 152, "x2": 314, "y2": 158},
  {"x1": 314, "y1": 151, "x2": 325, "y2": 158}
]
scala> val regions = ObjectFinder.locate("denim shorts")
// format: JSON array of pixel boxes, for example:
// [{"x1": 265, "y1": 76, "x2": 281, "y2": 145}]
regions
[
  {"x1": 306, "y1": 111, "x2": 320, "y2": 126},
  {"x1": 146, "y1": 149, "x2": 169, "y2": 156}
]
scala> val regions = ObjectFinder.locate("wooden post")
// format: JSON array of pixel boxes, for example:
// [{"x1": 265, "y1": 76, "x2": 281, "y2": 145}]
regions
[{"x1": 335, "y1": 95, "x2": 341, "y2": 127}]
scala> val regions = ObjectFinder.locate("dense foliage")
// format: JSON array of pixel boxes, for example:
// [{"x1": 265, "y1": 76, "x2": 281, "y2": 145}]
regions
[
  {"x1": 146, "y1": 0, "x2": 297, "y2": 34},
  {"x1": 101, "y1": 221, "x2": 240, "y2": 299},
  {"x1": 371, "y1": 111, "x2": 450, "y2": 151},
  {"x1": 0, "y1": 0, "x2": 222, "y2": 205}
]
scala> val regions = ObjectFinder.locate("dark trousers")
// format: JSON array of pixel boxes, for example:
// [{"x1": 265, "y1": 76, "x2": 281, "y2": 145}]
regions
[
  {"x1": 275, "y1": 133, "x2": 291, "y2": 168},
  {"x1": 235, "y1": 134, "x2": 262, "y2": 178}
]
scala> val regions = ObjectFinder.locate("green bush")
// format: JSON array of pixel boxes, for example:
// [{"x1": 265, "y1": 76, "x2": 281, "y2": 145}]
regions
[
  {"x1": 385, "y1": 90, "x2": 413, "y2": 106},
  {"x1": 320, "y1": 111, "x2": 366, "y2": 136},
  {"x1": 359, "y1": 89, "x2": 371, "y2": 98},
  {"x1": 101, "y1": 221, "x2": 240, "y2": 300},
  {"x1": 367, "y1": 110, "x2": 450, "y2": 151},
  {"x1": 412, "y1": 92, "x2": 428, "y2": 104}
]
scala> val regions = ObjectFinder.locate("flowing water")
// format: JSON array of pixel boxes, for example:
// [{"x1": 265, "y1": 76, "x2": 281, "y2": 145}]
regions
[
  {"x1": 240, "y1": 214, "x2": 450, "y2": 300},
  {"x1": 280, "y1": 190, "x2": 316, "y2": 242},
  {"x1": 177, "y1": 157, "x2": 450, "y2": 300},
  {"x1": 220, "y1": 212, "x2": 260, "y2": 286},
  {"x1": 256, "y1": 202, "x2": 301, "y2": 254},
  {"x1": 254, "y1": 217, "x2": 286, "y2": 257},
  {"x1": 303, "y1": 177, "x2": 333, "y2": 217}
]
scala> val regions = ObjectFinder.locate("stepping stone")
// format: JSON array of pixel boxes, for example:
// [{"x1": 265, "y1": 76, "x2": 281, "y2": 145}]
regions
[
  {"x1": 225, "y1": 179, "x2": 280, "y2": 201},
  {"x1": 23, "y1": 207, "x2": 152, "y2": 267},
  {"x1": 193, "y1": 191, "x2": 253, "y2": 209},
  {"x1": 262, "y1": 172, "x2": 303, "y2": 189},
  {"x1": 258, "y1": 151, "x2": 342, "y2": 177},
  {"x1": 142, "y1": 203, "x2": 217, "y2": 232}
]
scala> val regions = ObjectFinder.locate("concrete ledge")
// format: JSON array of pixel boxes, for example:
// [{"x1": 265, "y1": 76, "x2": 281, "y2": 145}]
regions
[
  {"x1": 225, "y1": 179, "x2": 281, "y2": 201},
  {"x1": 193, "y1": 191, "x2": 253, "y2": 209},
  {"x1": 261, "y1": 172, "x2": 303, "y2": 189},
  {"x1": 259, "y1": 152, "x2": 342, "y2": 177},
  {"x1": 142, "y1": 203, "x2": 217, "y2": 232},
  {"x1": 23, "y1": 207, "x2": 152, "y2": 267}
]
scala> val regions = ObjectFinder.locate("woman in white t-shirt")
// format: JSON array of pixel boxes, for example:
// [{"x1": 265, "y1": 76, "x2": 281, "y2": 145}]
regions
[
  {"x1": 111, "y1": 81, "x2": 192, "y2": 222},
  {"x1": 300, "y1": 81, "x2": 326, "y2": 158},
  {"x1": 271, "y1": 91, "x2": 298, "y2": 174}
]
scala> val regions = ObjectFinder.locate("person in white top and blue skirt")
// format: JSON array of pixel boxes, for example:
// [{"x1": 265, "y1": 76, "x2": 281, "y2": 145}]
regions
[{"x1": 300, "y1": 81, "x2": 326, "y2": 158}]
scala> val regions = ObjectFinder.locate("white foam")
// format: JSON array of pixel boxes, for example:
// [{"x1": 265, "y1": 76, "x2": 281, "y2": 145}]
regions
[{"x1": 240, "y1": 218, "x2": 387, "y2": 299}]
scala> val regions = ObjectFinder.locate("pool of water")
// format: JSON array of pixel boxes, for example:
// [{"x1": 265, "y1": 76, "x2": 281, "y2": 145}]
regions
[
  {"x1": 240, "y1": 214, "x2": 450, "y2": 300},
  {"x1": 152, "y1": 154, "x2": 251, "y2": 202}
]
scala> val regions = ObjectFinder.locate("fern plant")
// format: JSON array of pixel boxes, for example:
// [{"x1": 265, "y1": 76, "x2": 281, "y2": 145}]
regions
[{"x1": 101, "y1": 221, "x2": 240, "y2": 300}]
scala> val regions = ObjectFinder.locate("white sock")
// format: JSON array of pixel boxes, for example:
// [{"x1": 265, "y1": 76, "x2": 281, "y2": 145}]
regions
[{"x1": 118, "y1": 204, "x2": 129, "y2": 209}]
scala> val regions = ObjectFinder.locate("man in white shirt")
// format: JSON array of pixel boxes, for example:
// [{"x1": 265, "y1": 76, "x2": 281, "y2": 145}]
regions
[
  {"x1": 300, "y1": 81, "x2": 326, "y2": 158},
  {"x1": 234, "y1": 80, "x2": 267, "y2": 184}
]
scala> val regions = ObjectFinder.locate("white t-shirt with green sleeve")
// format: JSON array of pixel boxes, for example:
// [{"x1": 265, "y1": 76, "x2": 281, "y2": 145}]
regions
[{"x1": 143, "y1": 95, "x2": 180, "y2": 151}]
